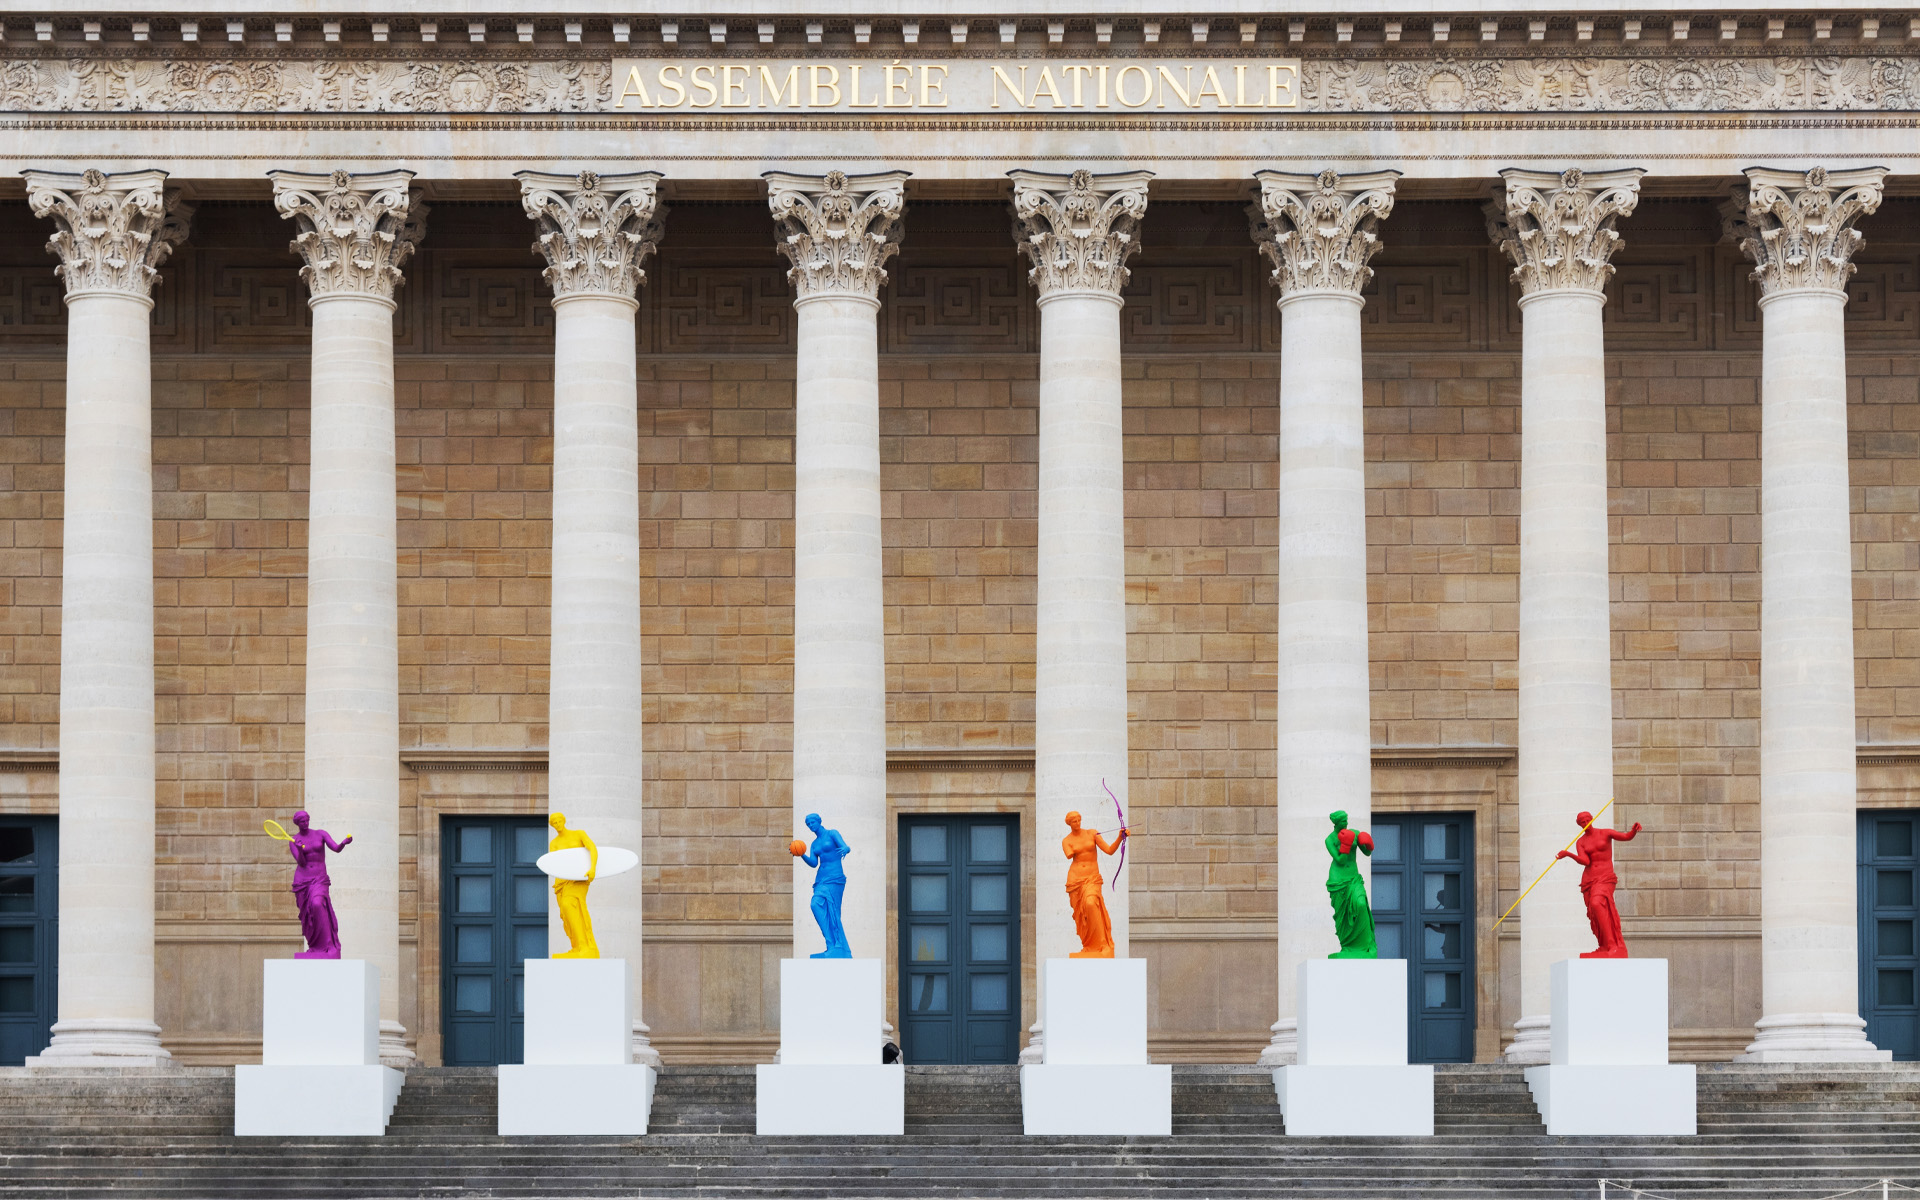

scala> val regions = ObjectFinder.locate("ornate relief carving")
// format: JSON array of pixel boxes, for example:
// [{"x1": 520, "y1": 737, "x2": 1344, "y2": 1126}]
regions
[
  {"x1": 764, "y1": 170, "x2": 907, "y2": 302},
  {"x1": 22, "y1": 168, "x2": 193, "y2": 299},
  {"x1": 270, "y1": 169, "x2": 426, "y2": 303},
  {"x1": 1009, "y1": 168, "x2": 1151, "y2": 299},
  {"x1": 6, "y1": 54, "x2": 1920, "y2": 114},
  {"x1": 884, "y1": 261, "x2": 1030, "y2": 352},
  {"x1": 517, "y1": 169, "x2": 665, "y2": 301},
  {"x1": 1249, "y1": 169, "x2": 1399, "y2": 298},
  {"x1": 1724, "y1": 166, "x2": 1887, "y2": 296},
  {"x1": 1123, "y1": 254, "x2": 1259, "y2": 351},
  {"x1": 1486, "y1": 167, "x2": 1644, "y2": 296}
]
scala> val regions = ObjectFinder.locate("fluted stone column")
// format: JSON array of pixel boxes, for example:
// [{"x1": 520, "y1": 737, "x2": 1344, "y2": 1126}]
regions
[
  {"x1": 767, "y1": 170, "x2": 908, "y2": 964},
  {"x1": 271, "y1": 169, "x2": 426, "y2": 1066},
  {"x1": 1487, "y1": 167, "x2": 1642, "y2": 1063},
  {"x1": 1725, "y1": 167, "x2": 1891, "y2": 1062},
  {"x1": 1008, "y1": 168, "x2": 1151, "y2": 1063},
  {"x1": 22, "y1": 169, "x2": 191, "y2": 1067},
  {"x1": 520, "y1": 169, "x2": 667, "y2": 1067},
  {"x1": 1248, "y1": 169, "x2": 1399, "y2": 1068}
]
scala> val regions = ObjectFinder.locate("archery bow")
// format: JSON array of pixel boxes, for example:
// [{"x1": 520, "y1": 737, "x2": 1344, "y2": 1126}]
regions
[{"x1": 1102, "y1": 778, "x2": 1128, "y2": 888}]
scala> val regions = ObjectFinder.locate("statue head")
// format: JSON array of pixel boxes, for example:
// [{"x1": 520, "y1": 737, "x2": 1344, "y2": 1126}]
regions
[
  {"x1": 805, "y1": 813, "x2": 823, "y2": 834},
  {"x1": 293, "y1": 810, "x2": 311, "y2": 832},
  {"x1": 1576, "y1": 811, "x2": 1594, "y2": 828},
  {"x1": 549, "y1": 812, "x2": 566, "y2": 833},
  {"x1": 1064, "y1": 811, "x2": 1082, "y2": 831},
  {"x1": 1329, "y1": 810, "x2": 1349, "y2": 831}
]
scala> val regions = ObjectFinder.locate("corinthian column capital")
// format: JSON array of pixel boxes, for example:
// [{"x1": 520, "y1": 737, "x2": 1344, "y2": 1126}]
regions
[
  {"x1": 517, "y1": 168, "x2": 666, "y2": 302},
  {"x1": 1249, "y1": 168, "x2": 1400, "y2": 298},
  {"x1": 1486, "y1": 167, "x2": 1645, "y2": 296},
  {"x1": 764, "y1": 169, "x2": 908, "y2": 303},
  {"x1": 269, "y1": 168, "x2": 427, "y2": 304},
  {"x1": 1009, "y1": 168, "x2": 1153, "y2": 299},
  {"x1": 1724, "y1": 166, "x2": 1889, "y2": 297},
  {"x1": 23, "y1": 168, "x2": 193, "y2": 301}
]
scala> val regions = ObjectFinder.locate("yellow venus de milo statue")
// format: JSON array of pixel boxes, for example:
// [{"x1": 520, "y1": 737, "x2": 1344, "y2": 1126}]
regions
[{"x1": 534, "y1": 813, "x2": 641, "y2": 960}]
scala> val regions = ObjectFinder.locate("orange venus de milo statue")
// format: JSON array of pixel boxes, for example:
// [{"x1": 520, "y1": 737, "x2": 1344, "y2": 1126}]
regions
[{"x1": 1062, "y1": 803, "x2": 1129, "y2": 958}]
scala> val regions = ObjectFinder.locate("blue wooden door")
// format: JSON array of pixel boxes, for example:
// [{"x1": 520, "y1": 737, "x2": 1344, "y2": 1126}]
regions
[
  {"x1": 1370, "y1": 813, "x2": 1475, "y2": 1063},
  {"x1": 1859, "y1": 811, "x2": 1918, "y2": 1060},
  {"x1": 441, "y1": 817, "x2": 549, "y2": 1066},
  {"x1": 898, "y1": 815, "x2": 1020, "y2": 1064},
  {"x1": 0, "y1": 817, "x2": 55, "y2": 1066}
]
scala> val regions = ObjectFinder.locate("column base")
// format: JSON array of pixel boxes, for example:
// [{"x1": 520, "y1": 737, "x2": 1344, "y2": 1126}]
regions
[
  {"x1": 1736, "y1": 1013, "x2": 1893, "y2": 1062},
  {"x1": 1255, "y1": 1017, "x2": 1298, "y2": 1068},
  {"x1": 1017, "y1": 1020, "x2": 1043, "y2": 1065},
  {"x1": 1502, "y1": 1014, "x2": 1551, "y2": 1064},
  {"x1": 377, "y1": 1020, "x2": 415, "y2": 1068},
  {"x1": 633, "y1": 1021, "x2": 663, "y2": 1069},
  {"x1": 26, "y1": 1019, "x2": 175, "y2": 1069}
]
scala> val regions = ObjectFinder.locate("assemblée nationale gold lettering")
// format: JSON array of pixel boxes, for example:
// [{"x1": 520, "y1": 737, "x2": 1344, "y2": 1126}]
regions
[{"x1": 612, "y1": 60, "x2": 1297, "y2": 110}]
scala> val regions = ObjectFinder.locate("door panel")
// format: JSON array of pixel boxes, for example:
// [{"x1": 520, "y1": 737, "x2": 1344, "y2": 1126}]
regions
[
  {"x1": 1860, "y1": 811, "x2": 1919, "y2": 1060},
  {"x1": 898, "y1": 814, "x2": 1020, "y2": 1064},
  {"x1": 441, "y1": 816, "x2": 548, "y2": 1066},
  {"x1": 0, "y1": 817, "x2": 55, "y2": 1066},
  {"x1": 1371, "y1": 813, "x2": 1475, "y2": 1064}
]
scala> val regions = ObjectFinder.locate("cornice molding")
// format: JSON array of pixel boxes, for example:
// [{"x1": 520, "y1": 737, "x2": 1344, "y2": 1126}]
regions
[{"x1": 4, "y1": 53, "x2": 1920, "y2": 115}]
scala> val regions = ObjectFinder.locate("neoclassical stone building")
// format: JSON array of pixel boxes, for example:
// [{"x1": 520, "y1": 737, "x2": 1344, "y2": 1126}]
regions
[{"x1": 1, "y1": 1, "x2": 1918, "y2": 1072}]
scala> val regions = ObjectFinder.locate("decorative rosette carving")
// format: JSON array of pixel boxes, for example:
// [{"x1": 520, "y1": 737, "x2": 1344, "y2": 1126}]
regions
[
  {"x1": 22, "y1": 168, "x2": 193, "y2": 299},
  {"x1": 516, "y1": 168, "x2": 667, "y2": 301},
  {"x1": 1248, "y1": 169, "x2": 1400, "y2": 298},
  {"x1": 763, "y1": 169, "x2": 909, "y2": 301},
  {"x1": 269, "y1": 168, "x2": 427, "y2": 303},
  {"x1": 1008, "y1": 168, "x2": 1153, "y2": 298},
  {"x1": 1485, "y1": 166, "x2": 1645, "y2": 295},
  {"x1": 1723, "y1": 166, "x2": 1888, "y2": 296}
]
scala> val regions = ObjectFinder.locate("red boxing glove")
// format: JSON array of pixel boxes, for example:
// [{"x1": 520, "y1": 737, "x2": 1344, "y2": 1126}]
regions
[
  {"x1": 1337, "y1": 829, "x2": 1355, "y2": 854},
  {"x1": 1356, "y1": 831, "x2": 1374, "y2": 853}
]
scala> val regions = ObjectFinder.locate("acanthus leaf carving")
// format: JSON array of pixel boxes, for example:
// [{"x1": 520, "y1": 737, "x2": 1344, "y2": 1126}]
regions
[
  {"x1": 1249, "y1": 168, "x2": 1400, "y2": 298},
  {"x1": 764, "y1": 169, "x2": 908, "y2": 301},
  {"x1": 517, "y1": 168, "x2": 666, "y2": 301},
  {"x1": 1724, "y1": 165, "x2": 1888, "y2": 295},
  {"x1": 269, "y1": 168, "x2": 426, "y2": 303},
  {"x1": 23, "y1": 167, "x2": 194, "y2": 300},
  {"x1": 1009, "y1": 168, "x2": 1152, "y2": 298},
  {"x1": 1486, "y1": 166, "x2": 1645, "y2": 296}
]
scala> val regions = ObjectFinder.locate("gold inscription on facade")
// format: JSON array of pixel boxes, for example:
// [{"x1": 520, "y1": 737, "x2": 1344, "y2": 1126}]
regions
[{"x1": 609, "y1": 58, "x2": 1301, "y2": 112}]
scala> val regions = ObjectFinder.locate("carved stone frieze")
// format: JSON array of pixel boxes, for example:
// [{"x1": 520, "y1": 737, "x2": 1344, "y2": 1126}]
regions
[
  {"x1": 1009, "y1": 169, "x2": 1152, "y2": 299},
  {"x1": 517, "y1": 169, "x2": 666, "y2": 301},
  {"x1": 269, "y1": 169, "x2": 427, "y2": 303},
  {"x1": 763, "y1": 170, "x2": 907, "y2": 302},
  {"x1": 1486, "y1": 167, "x2": 1645, "y2": 296},
  {"x1": 1723, "y1": 166, "x2": 1888, "y2": 296},
  {"x1": 22, "y1": 168, "x2": 193, "y2": 300},
  {"x1": 10, "y1": 54, "x2": 1920, "y2": 114},
  {"x1": 1249, "y1": 169, "x2": 1399, "y2": 298}
]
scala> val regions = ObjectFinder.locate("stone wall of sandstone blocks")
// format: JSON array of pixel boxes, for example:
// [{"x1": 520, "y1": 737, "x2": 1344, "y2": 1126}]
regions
[{"x1": 0, "y1": 194, "x2": 1918, "y2": 1062}]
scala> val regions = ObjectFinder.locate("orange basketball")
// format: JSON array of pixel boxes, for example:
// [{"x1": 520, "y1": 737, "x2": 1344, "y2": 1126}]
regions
[{"x1": 789, "y1": 839, "x2": 807, "y2": 857}]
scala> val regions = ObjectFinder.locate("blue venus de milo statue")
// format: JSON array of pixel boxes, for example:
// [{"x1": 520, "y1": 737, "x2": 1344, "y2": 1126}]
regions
[{"x1": 789, "y1": 813, "x2": 853, "y2": 958}]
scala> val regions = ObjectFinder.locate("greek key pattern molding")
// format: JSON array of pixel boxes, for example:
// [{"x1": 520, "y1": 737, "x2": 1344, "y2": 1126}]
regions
[{"x1": 7, "y1": 54, "x2": 1920, "y2": 114}]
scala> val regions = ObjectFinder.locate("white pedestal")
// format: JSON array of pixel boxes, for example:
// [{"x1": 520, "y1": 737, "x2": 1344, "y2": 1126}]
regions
[
  {"x1": 1021, "y1": 959, "x2": 1172, "y2": 1137},
  {"x1": 756, "y1": 959, "x2": 903, "y2": 1135},
  {"x1": 499, "y1": 959, "x2": 655, "y2": 1135},
  {"x1": 1274, "y1": 959, "x2": 1433, "y2": 1136},
  {"x1": 234, "y1": 960, "x2": 403, "y2": 1137},
  {"x1": 1523, "y1": 959, "x2": 1696, "y2": 1136}
]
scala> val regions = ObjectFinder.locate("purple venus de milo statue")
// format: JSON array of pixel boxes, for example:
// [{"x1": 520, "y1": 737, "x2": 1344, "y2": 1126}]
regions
[{"x1": 276, "y1": 811, "x2": 352, "y2": 960}]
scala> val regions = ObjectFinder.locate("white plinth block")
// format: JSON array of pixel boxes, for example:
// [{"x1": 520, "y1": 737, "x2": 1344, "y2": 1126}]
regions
[
  {"x1": 757, "y1": 958, "x2": 902, "y2": 1135},
  {"x1": 236, "y1": 960, "x2": 402, "y2": 1136},
  {"x1": 1275, "y1": 959, "x2": 1433, "y2": 1136},
  {"x1": 1021, "y1": 959, "x2": 1171, "y2": 1136},
  {"x1": 1523, "y1": 958, "x2": 1697, "y2": 1135},
  {"x1": 500, "y1": 958, "x2": 654, "y2": 1135}
]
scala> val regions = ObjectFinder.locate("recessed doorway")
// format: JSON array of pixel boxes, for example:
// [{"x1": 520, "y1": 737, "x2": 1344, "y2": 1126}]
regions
[
  {"x1": 440, "y1": 816, "x2": 549, "y2": 1067},
  {"x1": 897, "y1": 814, "x2": 1021, "y2": 1064},
  {"x1": 1370, "y1": 813, "x2": 1476, "y2": 1064}
]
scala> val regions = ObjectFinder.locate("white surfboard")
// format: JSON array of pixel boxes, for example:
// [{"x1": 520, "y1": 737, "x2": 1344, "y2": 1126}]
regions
[{"x1": 535, "y1": 845, "x2": 638, "y2": 881}]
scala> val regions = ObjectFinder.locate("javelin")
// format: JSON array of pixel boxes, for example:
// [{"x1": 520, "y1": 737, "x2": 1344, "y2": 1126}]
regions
[{"x1": 1492, "y1": 799, "x2": 1613, "y2": 931}]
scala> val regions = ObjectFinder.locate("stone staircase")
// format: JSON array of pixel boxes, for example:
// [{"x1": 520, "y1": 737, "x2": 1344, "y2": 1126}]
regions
[{"x1": 1, "y1": 1062, "x2": 1918, "y2": 1198}]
